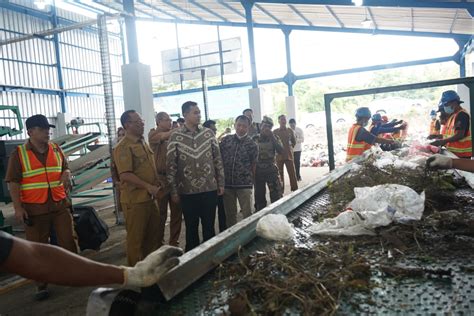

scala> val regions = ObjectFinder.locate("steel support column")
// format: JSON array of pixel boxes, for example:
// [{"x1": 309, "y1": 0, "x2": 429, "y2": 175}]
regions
[
  {"x1": 51, "y1": 2, "x2": 66, "y2": 113},
  {"x1": 242, "y1": 1, "x2": 258, "y2": 88},
  {"x1": 217, "y1": 26, "x2": 225, "y2": 85},
  {"x1": 175, "y1": 23, "x2": 184, "y2": 90},
  {"x1": 123, "y1": 0, "x2": 139, "y2": 63},
  {"x1": 455, "y1": 38, "x2": 470, "y2": 78},
  {"x1": 119, "y1": 20, "x2": 128, "y2": 65},
  {"x1": 283, "y1": 29, "x2": 295, "y2": 96}
]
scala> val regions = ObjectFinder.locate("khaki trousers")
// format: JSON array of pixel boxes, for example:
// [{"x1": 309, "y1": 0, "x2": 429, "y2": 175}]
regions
[
  {"x1": 25, "y1": 207, "x2": 78, "y2": 254},
  {"x1": 277, "y1": 159, "x2": 298, "y2": 192},
  {"x1": 157, "y1": 192, "x2": 182, "y2": 247},
  {"x1": 223, "y1": 188, "x2": 253, "y2": 228},
  {"x1": 122, "y1": 200, "x2": 160, "y2": 266}
]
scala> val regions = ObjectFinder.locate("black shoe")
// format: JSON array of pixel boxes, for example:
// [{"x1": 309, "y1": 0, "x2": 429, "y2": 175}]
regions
[{"x1": 35, "y1": 286, "x2": 50, "y2": 301}]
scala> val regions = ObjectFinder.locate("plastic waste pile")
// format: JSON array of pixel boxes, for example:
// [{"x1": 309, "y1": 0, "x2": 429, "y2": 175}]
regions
[{"x1": 309, "y1": 184, "x2": 425, "y2": 236}]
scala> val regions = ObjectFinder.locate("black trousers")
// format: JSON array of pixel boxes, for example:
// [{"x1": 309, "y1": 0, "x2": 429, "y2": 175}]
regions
[
  {"x1": 293, "y1": 151, "x2": 302, "y2": 180},
  {"x1": 217, "y1": 195, "x2": 227, "y2": 233},
  {"x1": 180, "y1": 191, "x2": 217, "y2": 252}
]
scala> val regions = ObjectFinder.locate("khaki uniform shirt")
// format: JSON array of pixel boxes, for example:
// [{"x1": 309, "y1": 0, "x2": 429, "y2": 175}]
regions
[
  {"x1": 5, "y1": 140, "x2": 69, "y2": 216},
  {"x1": 113, "y1": 134, "x2": 158, "y2": 204},
  {"x1": 148, "y1": 127, "x2": 171, "y2": 193},
  {"x1": 273, "y1": 127, "x2": 296, "y2": 161}
]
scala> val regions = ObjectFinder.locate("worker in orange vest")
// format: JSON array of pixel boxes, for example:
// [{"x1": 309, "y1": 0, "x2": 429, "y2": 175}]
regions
[
  {"x1": 5, "y1": 114, "x2": 77, "y2": 301},
  {"x1": 428, "y1": 105, "x2": 449, "y2": 140},
  {"x1": 428, "y1": 110, "x2": 441, "y2": 137},
  {"x1": 346, "y1": 107, "x2": 395, "y2": 162},
  {"x1": 431, "y1": 90, "x2": 472, "y2": 158}
]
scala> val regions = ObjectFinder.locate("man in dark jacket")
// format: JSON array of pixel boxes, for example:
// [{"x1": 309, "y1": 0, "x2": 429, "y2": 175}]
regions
[{"x1": 219, "y1": 115, "x2": 258, "y2": 227}]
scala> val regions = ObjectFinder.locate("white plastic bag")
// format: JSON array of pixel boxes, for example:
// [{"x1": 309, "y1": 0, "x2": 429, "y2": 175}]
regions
[
  {"x1": 256, "y1": 214, "x2": 294, "y2": 241},
  {"x1": 310, "y1": 184, "x2": 425, "y2": 236},
  {"x1": 309, "y1": 207, "x2": 394, "y2": 236},
  {"x1": 349, "y1": 184, "x2": 425, "y2": 222}
]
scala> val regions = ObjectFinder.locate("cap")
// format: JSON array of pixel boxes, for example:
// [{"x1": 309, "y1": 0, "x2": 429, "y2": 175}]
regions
[
  {"x1": 261, "y1": 116, "x2": 274, "y2": 127},
  {"x1": 25, "y1": 114, "x2": 55, "y2": 130}
]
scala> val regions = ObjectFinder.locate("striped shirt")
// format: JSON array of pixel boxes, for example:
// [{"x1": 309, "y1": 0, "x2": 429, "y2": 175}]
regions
[{"x1": 166, "y1": 125, "x2": 225, "y2": 195}]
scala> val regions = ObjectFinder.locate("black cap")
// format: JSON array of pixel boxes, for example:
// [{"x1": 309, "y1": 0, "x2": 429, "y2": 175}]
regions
[{"x1": 25, "y1": 114, "x2": 55, "y2": 129}]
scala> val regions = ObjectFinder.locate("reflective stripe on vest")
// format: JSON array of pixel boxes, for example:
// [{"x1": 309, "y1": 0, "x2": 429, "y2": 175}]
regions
[
  {"x1": 445, "y1": 109, "x2": 472, "y2": 158},
  {"x1": 18, "y1": 142, "x2": 66, "y2": 203},
  {"x1": 346, "y1": 124, "x2": 372, "y2": 162}
]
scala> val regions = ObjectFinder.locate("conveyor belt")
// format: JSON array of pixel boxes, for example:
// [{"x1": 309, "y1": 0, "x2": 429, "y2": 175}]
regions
[{"x1": 153, "y1": 187, "x2": 474, "y2": 315}]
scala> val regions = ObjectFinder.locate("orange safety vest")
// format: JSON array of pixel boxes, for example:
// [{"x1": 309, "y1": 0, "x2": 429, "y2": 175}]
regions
[
  {"x1": 18, "y1": 142, "x2": 67, "y2": 204},
  {"x1": 440, "y1": 124, "x2": 447, "y2": 138},
  {"x1": 429, "y1": 120, "x2": 440, "y2": 136},
  {"x1": 445, "y1": 109, "x2": 472, "y2": 158},
  {"x1": 346, "y1": 124, "x2": 372, "y2": 162},
  {"x1": 392, "y1": 122, "x2": 408, "y2": 140}
]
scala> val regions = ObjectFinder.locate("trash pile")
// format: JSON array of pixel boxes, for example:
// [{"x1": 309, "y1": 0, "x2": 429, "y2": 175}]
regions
[
  {"x1": 207, "y1": 144, "x2": 474, "y2": 315},
  {"x1": 211, "y1": 243, "x2": 371, "y2": 315},
  {"x1": 301, "y1": 124, "x2": 349, "y2": 167}
]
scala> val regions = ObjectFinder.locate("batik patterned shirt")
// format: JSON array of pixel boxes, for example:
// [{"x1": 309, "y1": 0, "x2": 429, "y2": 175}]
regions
[{"x1": 166, "y1": 125, "x2": 225, "y2": 195}]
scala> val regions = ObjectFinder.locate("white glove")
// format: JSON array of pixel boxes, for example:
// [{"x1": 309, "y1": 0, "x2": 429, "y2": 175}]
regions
[
  {"x1": 426, "y1": 154, "x2": 453, "y2": 169},
  {"x1": 123, "y1": 246, "x2": 183, "y2": 287}
]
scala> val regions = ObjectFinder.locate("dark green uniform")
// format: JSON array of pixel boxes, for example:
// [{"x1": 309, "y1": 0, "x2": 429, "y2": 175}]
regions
[{"x1": 254, "y1": 133, "x2": 284, "y2": 211}]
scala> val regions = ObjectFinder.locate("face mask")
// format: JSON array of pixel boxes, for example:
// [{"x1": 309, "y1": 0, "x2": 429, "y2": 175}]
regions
[
  {"x1": 443, "y1": 106, "x2": 454, "y2": 114},
  {"x1": 430, "y1": 115, "x2": 436, "y2": 120},
  {"x1": 362, "y1": 121, "x2": 369, "y2": 127}
]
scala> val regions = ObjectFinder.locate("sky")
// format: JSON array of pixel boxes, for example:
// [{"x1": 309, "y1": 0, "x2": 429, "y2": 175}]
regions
[{"x1": 135, "y1": 20, "x2": 459, "y2": 119}]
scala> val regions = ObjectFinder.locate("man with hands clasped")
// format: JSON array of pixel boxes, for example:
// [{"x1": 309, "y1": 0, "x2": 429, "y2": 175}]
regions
[
  {"x1": 166, "y1": 101, "x2": 225, "y2": 251},
  {"x1": 113, "y1": 110, "x2": 161, "y2": 266}
]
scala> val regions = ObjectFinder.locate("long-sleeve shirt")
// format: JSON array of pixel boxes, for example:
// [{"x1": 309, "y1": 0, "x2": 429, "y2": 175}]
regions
[
  {"x1": 219, "y1": 134, "x2": 258, "y2": 189},
  {"x1": 254, "y1": 133, "x2": 284, "y2": 169},
  {"x1": 292, "y1": 126, "x2": 304, "y2": 152},
  {"x1": 273, "y1": 127, "x2": 296, "y2": 161},
  {"x1": 166, "y1": 125, "x2": 225, "y2": 195},
  {"x1": 370, "y1": 122, "x2": 402, "y2": 136}
]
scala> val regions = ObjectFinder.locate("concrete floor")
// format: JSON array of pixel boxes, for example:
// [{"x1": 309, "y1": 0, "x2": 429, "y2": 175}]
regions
[{"x1": 0, "y1": 166, "x2": 329, "y2": 316}]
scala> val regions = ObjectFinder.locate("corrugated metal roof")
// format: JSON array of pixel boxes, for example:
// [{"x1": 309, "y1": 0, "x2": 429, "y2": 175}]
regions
[{"x1": 89, "y1": 1, "x2": 473, "y2": 35}]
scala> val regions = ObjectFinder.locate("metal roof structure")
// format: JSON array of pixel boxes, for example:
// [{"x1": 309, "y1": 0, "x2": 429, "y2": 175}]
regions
[{"x1": 79, "y1": 0, "x2": 473, "y2": 37}]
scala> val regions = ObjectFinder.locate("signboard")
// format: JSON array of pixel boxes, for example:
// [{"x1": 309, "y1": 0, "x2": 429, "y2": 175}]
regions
[{"x1": 161, "y1": 37, "x2": 242, "y2": 84}]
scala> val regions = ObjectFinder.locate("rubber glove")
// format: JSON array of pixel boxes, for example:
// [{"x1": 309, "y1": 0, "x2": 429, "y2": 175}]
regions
[
  {"x1": 426, "y1": 154, "x2": 453, "y2": 169},
  {"x1": 123, "y1": 246, "x2": 183, "y2": 287}
]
